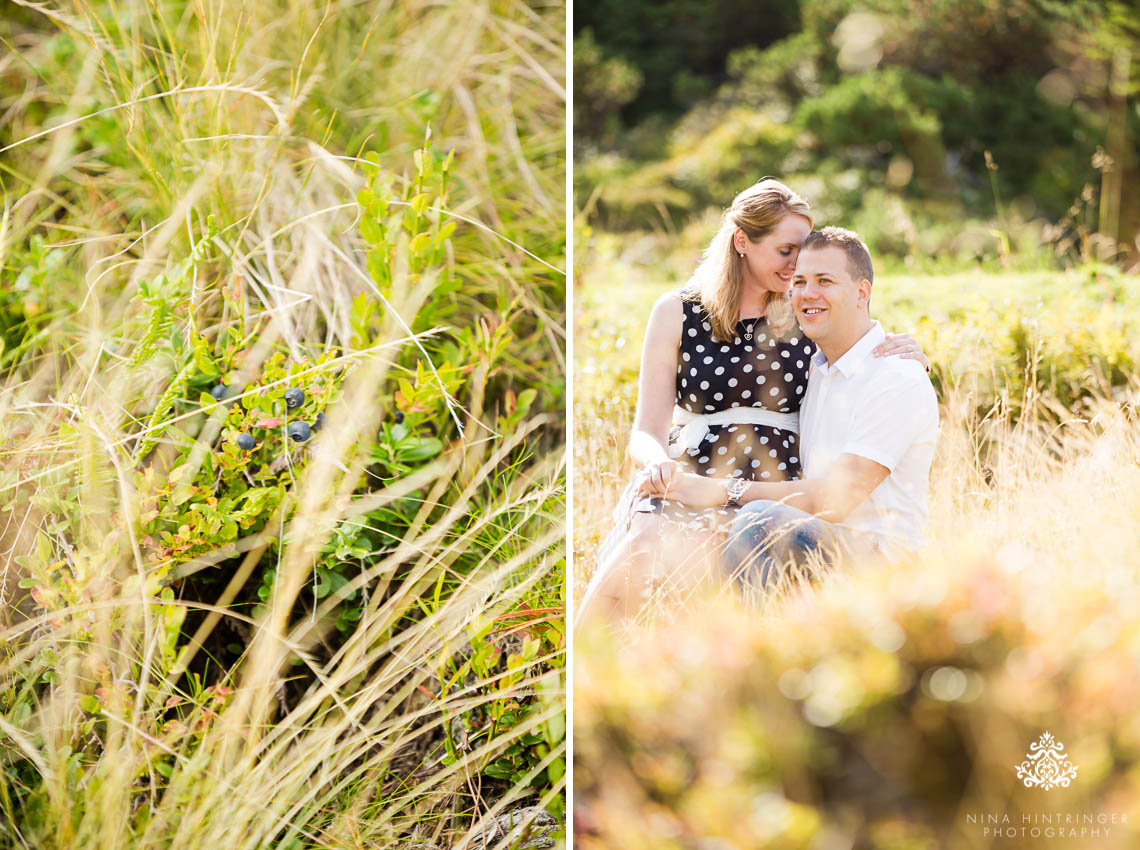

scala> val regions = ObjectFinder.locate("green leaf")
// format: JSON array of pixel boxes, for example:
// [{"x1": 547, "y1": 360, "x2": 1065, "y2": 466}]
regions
[
  {"x1": 192, "y1": 337, "x2": 218, "y2": 376},
  {"x1": 484, "y1": 761, "x2": 514, "y2": 780},
  {"x1": 467, "y1": 614, "x2": 493, "y2": 644},
  {"x1": 313, "y1": 566, "x2": 349, "y2": 600},
  {"x1": 409, "y1": 231, "x2": 432, "y2": 258},
  {"x1": 368, "y1": 197, "x2": 389, "y2": 220},
  {"x1": 36, "y1": 531, "x2": 51, "y2": 563},
  {"x1": 133, "y1": 804, "x2": 152, "y2": 831},
  {"x1": 360, "y1": 216, "x2": 383, "y2": 245},
  {"x1": 367, "y1": 246, "x2": 391, "y2": 290},
  {"x1": 233, "y1": 487, "x2": 278, "y2": 521},
  {"x1": 171, "y1": 485, "x2": 197, "y2": 507},
  {"x1": 397, "y1": 437, "x2": 442, "y2": 462},
  {"x1": 515, "y1": 388, "x2": 537, "y2": 416},
  {"x1": 335, "y1": 606, "x2": 362, "y2": 633},
  {"x1": 436, "y1": 220, "x2": 457, "y2": 244}
]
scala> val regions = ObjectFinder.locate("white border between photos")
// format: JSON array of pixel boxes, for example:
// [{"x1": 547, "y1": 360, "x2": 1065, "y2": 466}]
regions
[{"x1": 564, "y1": 0, "x2": 576, "y2": 840}]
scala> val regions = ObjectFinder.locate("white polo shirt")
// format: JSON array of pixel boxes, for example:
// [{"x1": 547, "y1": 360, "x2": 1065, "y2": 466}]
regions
[{"x1": 799, "y1": 321, "x2": 939, "y2": 559}]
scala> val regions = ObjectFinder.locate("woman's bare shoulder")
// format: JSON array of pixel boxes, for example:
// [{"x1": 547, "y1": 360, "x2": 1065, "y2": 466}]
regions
[{"x1": 646, "y1": 290, "x2": 686, "y2": 330}]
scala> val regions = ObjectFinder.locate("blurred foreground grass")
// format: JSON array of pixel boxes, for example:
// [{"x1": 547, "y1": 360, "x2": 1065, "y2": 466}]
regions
[{"x1": 574, "y1": 227, "x2": 1140, "y2": 849}]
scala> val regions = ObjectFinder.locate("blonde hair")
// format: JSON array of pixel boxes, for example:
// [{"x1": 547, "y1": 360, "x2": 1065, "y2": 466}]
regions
[{"x1": 683, "y1": 178, "x2": 813, "y2": 341}]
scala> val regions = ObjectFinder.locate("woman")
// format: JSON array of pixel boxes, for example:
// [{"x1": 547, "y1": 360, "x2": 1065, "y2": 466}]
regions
[{"x1": 577, "y1": 178, "x2": 928, "y2": 626}]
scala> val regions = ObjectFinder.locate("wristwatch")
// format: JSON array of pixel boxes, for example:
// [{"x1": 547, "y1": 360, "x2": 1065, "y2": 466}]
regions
[{"x1": 724, "y1": 477, "x2": 749, "y2": 507}]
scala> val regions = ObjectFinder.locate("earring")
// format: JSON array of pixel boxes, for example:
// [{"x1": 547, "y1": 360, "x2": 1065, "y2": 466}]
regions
[{"x1": 737, "y1": 250, "x2": 744, "y2": 257}]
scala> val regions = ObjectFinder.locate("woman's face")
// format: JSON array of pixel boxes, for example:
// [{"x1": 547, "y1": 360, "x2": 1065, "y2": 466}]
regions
[{"x1": 735, "y1": 213, "x2": 812, "y2": 294}]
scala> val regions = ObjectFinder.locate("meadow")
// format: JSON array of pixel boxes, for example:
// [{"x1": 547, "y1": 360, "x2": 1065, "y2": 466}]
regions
[
  {"x1": 573, "y1": 225, "x2": 1140, "y2": 849},
  {"x1": 0, "y1": 2, "x2": 565, "y2": 848}
]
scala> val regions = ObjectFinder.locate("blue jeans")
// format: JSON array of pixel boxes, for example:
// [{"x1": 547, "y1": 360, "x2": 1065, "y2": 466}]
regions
[{"x1": 722, "y1": 500, "x2": 843, "y2": 600}]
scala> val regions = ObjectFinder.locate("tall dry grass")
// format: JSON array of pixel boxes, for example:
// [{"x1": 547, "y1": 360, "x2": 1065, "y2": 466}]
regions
[{"x1": 0, "y1": 1, "x2": 565, "y2": 847}]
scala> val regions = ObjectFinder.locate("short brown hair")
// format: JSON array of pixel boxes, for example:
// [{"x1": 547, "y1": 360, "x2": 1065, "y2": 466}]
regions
[{"x1": 800, "y1": 226, "x2": 873, "y2": 285}]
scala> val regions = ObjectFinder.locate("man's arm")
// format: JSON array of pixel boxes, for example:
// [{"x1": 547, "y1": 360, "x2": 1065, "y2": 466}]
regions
[
  {"x1": 741, "y1": 453, "x2": 889, "y2": 520},
  {"x1": 670, "y1": 454, "x2": 889, "y2": 521}
]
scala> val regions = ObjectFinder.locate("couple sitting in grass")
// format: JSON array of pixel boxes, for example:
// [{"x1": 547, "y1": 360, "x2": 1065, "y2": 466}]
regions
[{"x1": 579, "y1": 179, "x2": 939, "y2": 626}]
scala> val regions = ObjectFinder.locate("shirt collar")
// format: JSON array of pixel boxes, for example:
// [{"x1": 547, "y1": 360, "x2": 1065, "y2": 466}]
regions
[{"x1": 811, "y1": 321, "x2": 885, "y2": 378}]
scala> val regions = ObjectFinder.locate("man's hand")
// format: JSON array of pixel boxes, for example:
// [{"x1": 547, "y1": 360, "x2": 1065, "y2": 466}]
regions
[{"x1": 667, "y1": 473, "x2": 729, "y2": 508}]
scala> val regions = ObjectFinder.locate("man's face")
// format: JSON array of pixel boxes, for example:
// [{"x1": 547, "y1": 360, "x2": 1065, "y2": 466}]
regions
[{"x1": 790, "y1": 245, "x2": 870, "y2": 344}]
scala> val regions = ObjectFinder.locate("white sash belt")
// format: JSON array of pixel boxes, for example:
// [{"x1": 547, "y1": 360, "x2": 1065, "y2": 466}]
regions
[{"x1": 667, "y1": 405, "x2": 799, "y2": 458}]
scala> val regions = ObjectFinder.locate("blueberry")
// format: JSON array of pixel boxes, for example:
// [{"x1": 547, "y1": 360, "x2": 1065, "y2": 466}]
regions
[
  {"x1": 236, "y1": 433, "x2": 255, "y2": 450},
  {"x1": 211, "y1": 383, "x2": 228, "y2": 400},
  {"x1": 285, "y1": 387, "x2": 305, "y2": 409},
  {"x1": 311, "y1": 412, "x2": 327, "y2": 432},
  {"x1": 394, "y1": 410, "x2": 405, "y2": 424},
  {"x1": 288, "y1": 421, "x2": 311, "y2": 442}
]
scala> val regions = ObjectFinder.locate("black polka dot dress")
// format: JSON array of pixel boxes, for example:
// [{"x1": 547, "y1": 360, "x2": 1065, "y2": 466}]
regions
[{"x1": 628, "y1": 298, "x2": 815, "y2": 535}]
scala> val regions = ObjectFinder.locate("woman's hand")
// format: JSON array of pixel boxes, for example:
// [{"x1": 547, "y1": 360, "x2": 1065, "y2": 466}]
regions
[
  {"x1": 636, "y1": 459, "x2": 682, "y2": 498},
  {"x1": 874, "y1": 332, "x2": 931, "y2": 373}
]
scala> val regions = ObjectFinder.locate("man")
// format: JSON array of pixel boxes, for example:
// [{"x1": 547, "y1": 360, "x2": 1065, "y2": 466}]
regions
[{"x1": 669, "y1": 226, "x2": 939, "y2": 595}]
